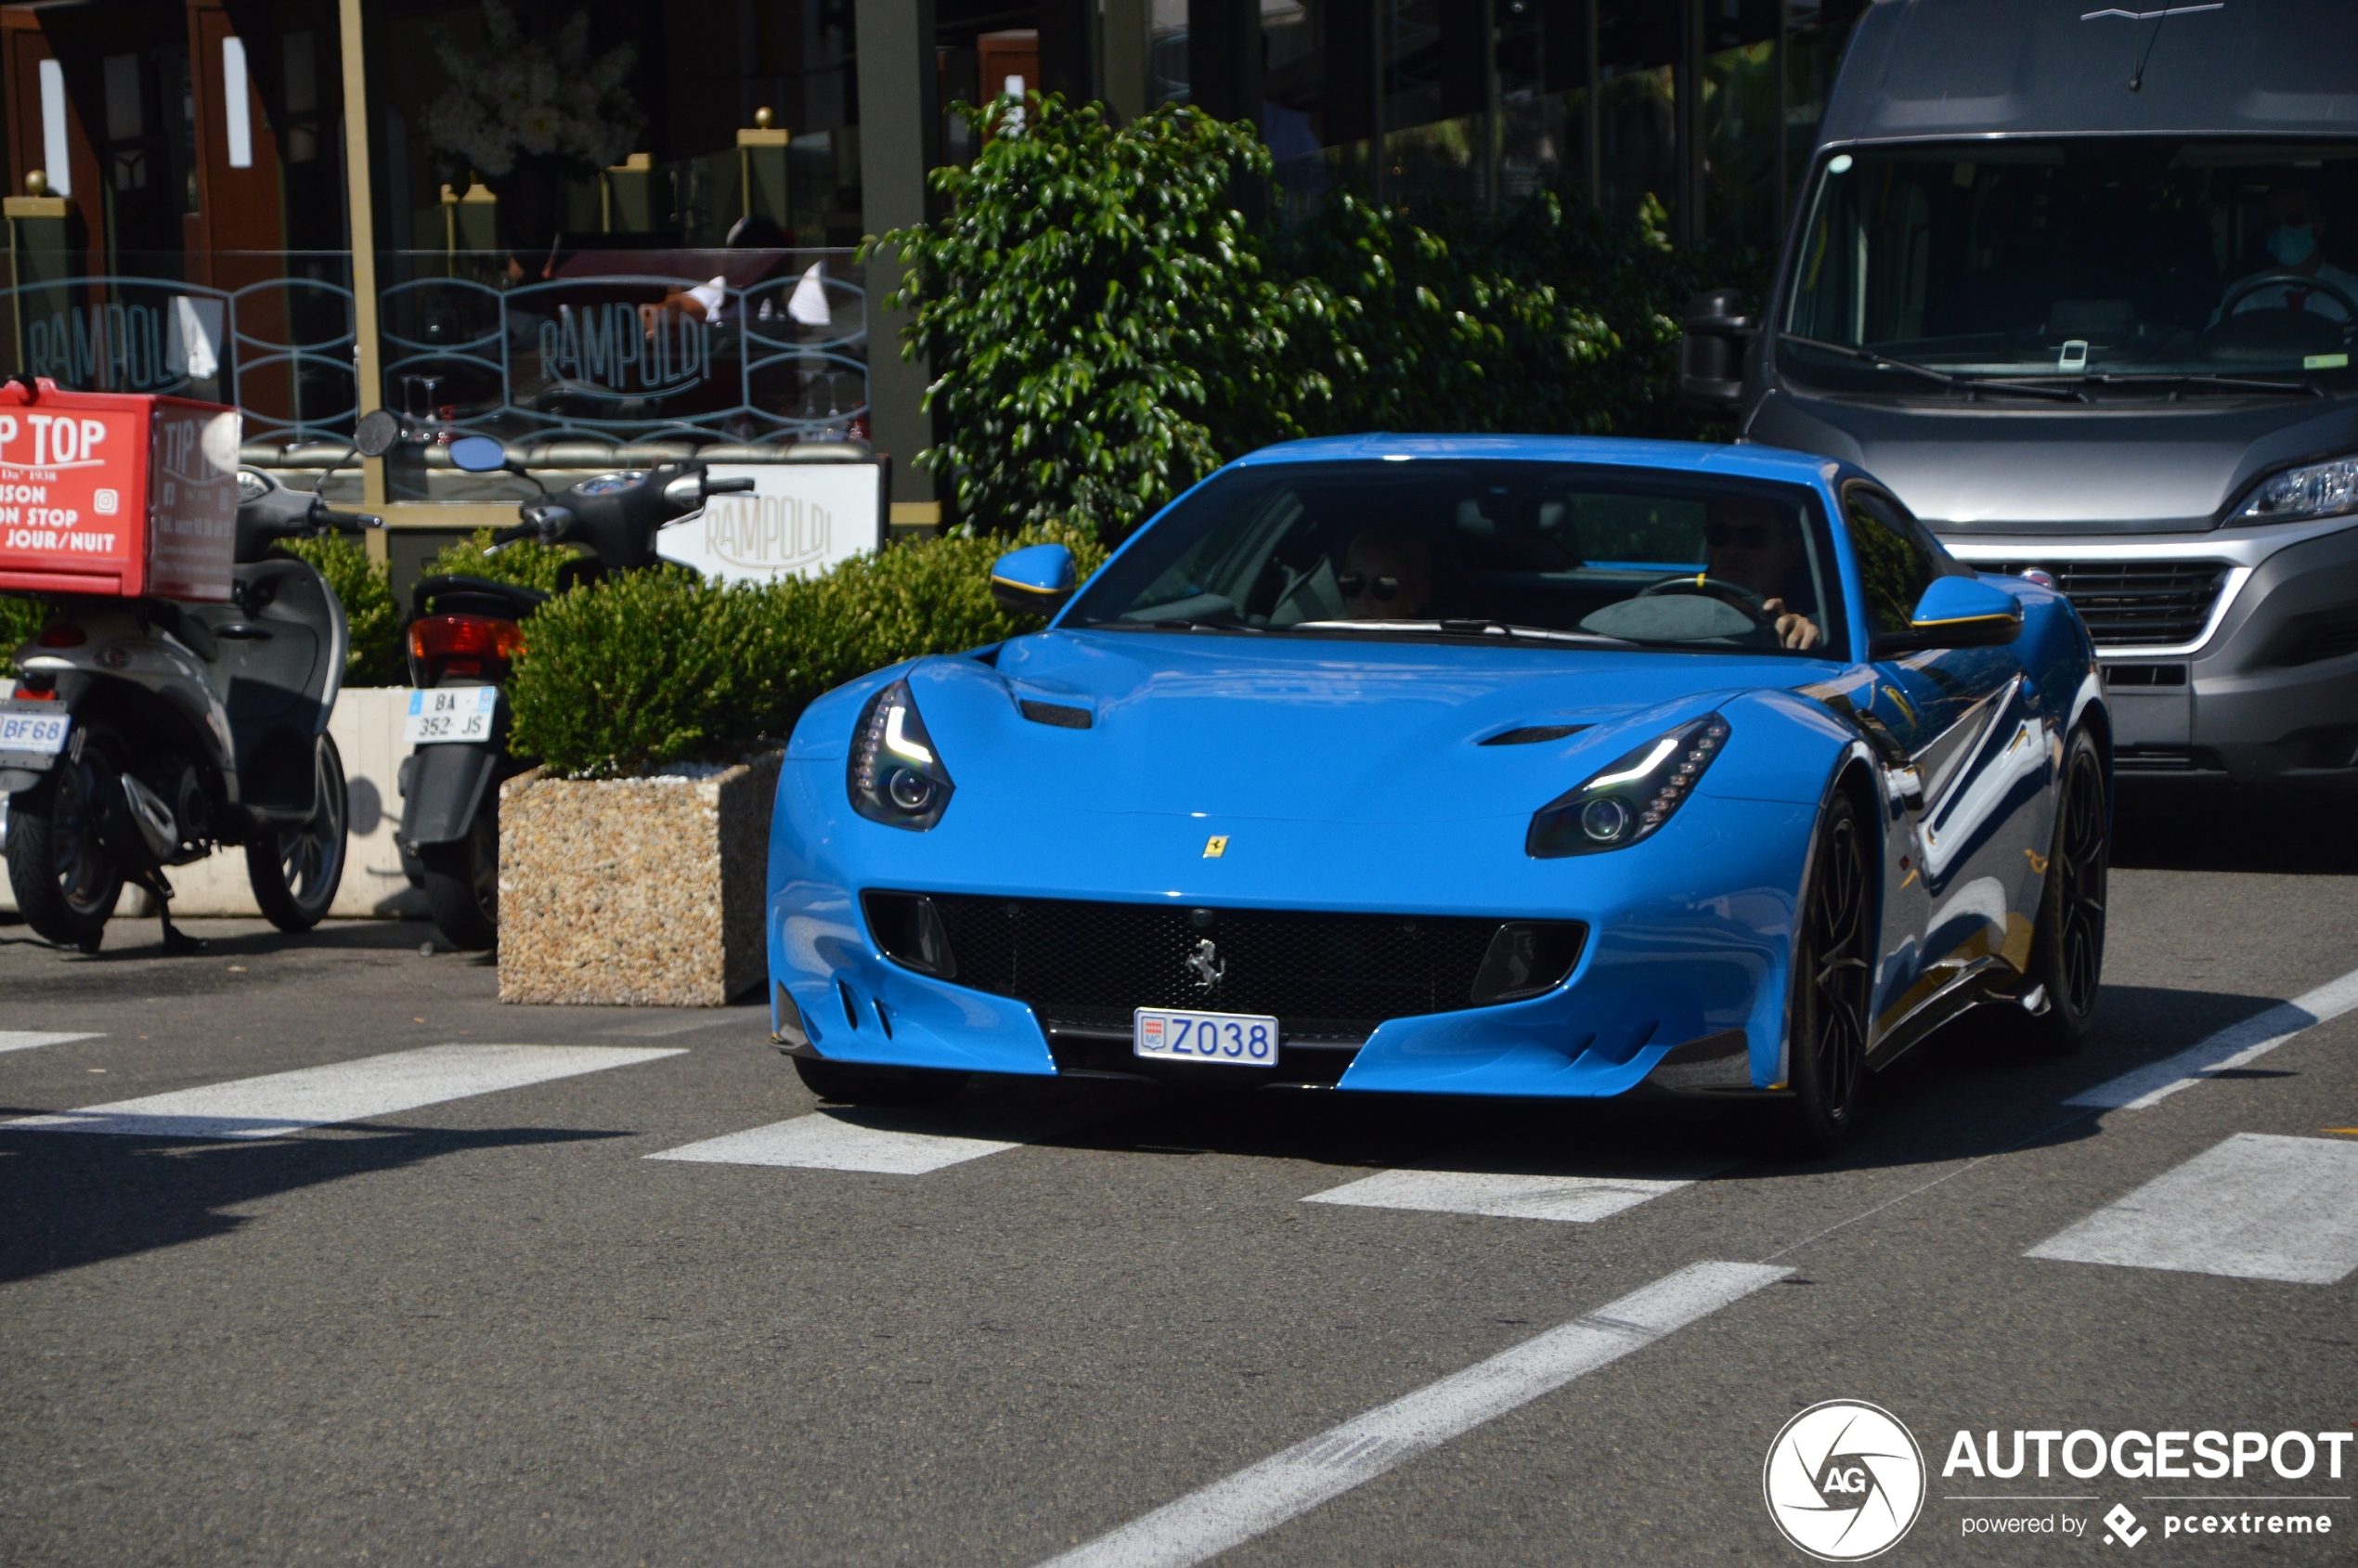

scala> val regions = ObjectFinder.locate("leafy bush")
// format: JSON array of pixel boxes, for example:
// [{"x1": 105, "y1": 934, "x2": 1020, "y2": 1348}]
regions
[
  {"x1": 1, "y1": 593, "x2": 44, "y2": 659},
  {"x1": 875, "y1": 96, "x2": 1768, "y2": 541},
  {"x1": 424, "y1": 529, "x2": 580, "y2": 593},
  {"x1": 280, "y1": 535, "x2": 404, "y2": 687},
  {"x1": 509, "y1": 524, "x2": 1107, "y2": 778}
]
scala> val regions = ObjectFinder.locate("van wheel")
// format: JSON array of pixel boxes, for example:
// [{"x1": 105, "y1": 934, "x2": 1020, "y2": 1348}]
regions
[
  {"x1": 6, "y1": 742, "x2": 123, "y2": 952},
  {"x1": 2019, "y1": 728, "x2": 2108, "y2": 1056},
  {"x1": 420, "y1": 808, "x2": 499, "y2": 951},
  {"x1": 246, "y1": 733, "x2": 347, "y2": 933},
  {"x1": 1783, "y1": 790, "x2": 1872, "y2": 1155},
  {"x1": 793, "y1": 1056, "x2": 970, "y2": 1107}
]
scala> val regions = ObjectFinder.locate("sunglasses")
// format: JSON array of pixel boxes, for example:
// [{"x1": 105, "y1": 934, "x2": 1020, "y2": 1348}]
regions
[
  {"x1": 1337, "y1": 574, "x2": 1405, "y2": 601},
  {"x1": 1704, "y1": 523, "x2": 1771, "y2": 549}
]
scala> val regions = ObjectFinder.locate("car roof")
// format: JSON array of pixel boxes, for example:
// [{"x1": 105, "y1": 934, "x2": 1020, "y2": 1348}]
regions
[{"x1": 1229, "y1": 434, "x2": 1844, "y2": 487}]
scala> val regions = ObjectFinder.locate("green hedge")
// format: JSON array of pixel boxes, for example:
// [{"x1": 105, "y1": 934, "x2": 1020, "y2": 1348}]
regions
[
  {"x1": 424, "y1": 529, "x2": 582, "y2": 593},
  {"x1": 1, "y1": 592, "x2": 44, "y2": 656},
  {"x1": 509, "y1": 524, "x2": 1106, "y2": 778}
]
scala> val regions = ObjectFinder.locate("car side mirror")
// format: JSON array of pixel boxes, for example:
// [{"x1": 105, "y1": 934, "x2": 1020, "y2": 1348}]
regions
[
  {"x1": 990, "y1": 543, "x2": 1076, "y2": 618},
  {"x1": 449, "y1": 435, "x2": 508, "y2": 473},
  {"x1": 1870, "y1": 575, "x2": 2024, "y2": 658},
  {"x1": 1678, "y1": 287, "x2": 1754, "y2": 417}
]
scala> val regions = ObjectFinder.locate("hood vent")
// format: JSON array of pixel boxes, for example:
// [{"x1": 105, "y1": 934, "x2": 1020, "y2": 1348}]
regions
[
  {"x1": 1019, "y1": 699, "x2": 1093, "y2": 730},
  {"x1": 1481, "y1": 723, "x2": 1588, "y2": 746}
]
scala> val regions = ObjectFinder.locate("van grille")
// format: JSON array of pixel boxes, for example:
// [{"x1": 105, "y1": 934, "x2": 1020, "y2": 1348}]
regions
[{"x1": 1983, "y1": 560, "x2": 2230, "y2": 648}]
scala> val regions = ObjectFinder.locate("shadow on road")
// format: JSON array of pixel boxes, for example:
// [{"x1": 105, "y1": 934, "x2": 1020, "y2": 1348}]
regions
[
  {"x1": 2115, "y1": 795, "x2": 2358, "y2": 874},
  {"x1": 0, "y1": 1123, "x2": 632, "y2": 1286}
]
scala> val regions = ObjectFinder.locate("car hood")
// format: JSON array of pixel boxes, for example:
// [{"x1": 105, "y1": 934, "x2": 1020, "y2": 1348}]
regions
[
  {"x1": 895, "y1": 630, "x2": 1831, "y2": 826},
  {"x1": 1749, "y1": 384, "x2": 2358, "y2": 536}
]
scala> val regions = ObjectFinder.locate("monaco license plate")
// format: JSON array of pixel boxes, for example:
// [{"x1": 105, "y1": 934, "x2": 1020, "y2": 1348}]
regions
[
  {"x1": 405, "y1": 685, "x2": 499, "y2": 745},
  {"x1": 1134, "y1": 1007, "x2": 1280, "y2": 1068},
  {"x1": 0, "y1": 703, "x2": 71, "y2": 758}
]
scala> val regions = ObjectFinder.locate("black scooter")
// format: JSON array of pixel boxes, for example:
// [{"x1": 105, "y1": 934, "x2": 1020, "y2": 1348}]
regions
[{"x1": 395, "y1": 437, "x2": 753, "y2": 949}]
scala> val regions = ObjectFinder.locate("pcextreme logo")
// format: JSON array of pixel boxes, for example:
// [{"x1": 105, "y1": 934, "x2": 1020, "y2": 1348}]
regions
[{"x1": 1765, "y1": 1400, "x2": 1928, "y2": 1562}]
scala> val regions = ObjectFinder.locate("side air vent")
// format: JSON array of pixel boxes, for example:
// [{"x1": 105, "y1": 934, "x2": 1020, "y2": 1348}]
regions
[
  {"x1": 862, "y1": 891, "x2": 959, "y2": 978},
  {"x1": 1018, "y1": 699, "x2": 1093, "y2": 729},
  {"x1": 1482, "y1": 723, "x2": 1588, "y2": 746}
]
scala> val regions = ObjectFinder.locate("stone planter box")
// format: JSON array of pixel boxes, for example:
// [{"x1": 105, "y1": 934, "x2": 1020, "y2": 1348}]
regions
[{"x1": 497, "y1": 753, "x2": 781, "y2": 1006}]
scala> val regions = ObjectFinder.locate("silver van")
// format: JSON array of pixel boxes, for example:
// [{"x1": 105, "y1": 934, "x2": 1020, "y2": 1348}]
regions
[{"x1": 1682, "y1": 0, "x2": 2358, "y2": 795}]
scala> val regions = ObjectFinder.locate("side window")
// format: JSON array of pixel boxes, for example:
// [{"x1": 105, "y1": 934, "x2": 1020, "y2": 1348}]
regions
[{"x1": 1844, "y1": 487, "x2": 1938, "y2": 637}]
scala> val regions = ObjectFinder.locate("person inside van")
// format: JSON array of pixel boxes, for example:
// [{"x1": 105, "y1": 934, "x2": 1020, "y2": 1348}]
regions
[{"x1": 2219, "y1": 186, "x2": 2358, "y2": 323}]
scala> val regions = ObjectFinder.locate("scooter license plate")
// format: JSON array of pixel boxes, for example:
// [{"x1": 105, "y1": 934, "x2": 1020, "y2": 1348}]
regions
[
  {"x1": 0, "y1": 702, "x2": 70, "y2": 758},
  {"x1": 405, "y1": 686, "x2": 499, "y2": 745}
]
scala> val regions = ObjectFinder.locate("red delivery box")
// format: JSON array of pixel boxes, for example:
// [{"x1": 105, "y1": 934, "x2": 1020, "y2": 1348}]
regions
[{"x1": 0, "y1": 378, "x2": 240, "y2": 603}]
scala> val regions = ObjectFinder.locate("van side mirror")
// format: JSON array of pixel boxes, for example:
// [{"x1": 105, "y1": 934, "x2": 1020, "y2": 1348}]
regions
[
  {"x1": 1870, "y1": 575, "x2": 2024, "y2": 658},
  {"x1": 1678, "y1": 288, "x2": 1754, "y2": 416},
  {"x1": 990, "y1": 542, "x2": 1076, "y2": 617}
]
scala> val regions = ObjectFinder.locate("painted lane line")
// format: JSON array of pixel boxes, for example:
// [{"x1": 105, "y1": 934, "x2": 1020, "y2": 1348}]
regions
[
  {"x1": 0, "y1": 1030, "x2": 101, "y2": 1055},
  {"x1": 4, "y1": 1044, "x2": 684, "y2": 1139},
  {"x1": 1302, "y1": 1166, "x2": 1717, "y2": 1224},
  {"x1": 2026, "y1": 1133, "x2": 2358, "y2": 1286},
  {"x1": 1033, "y1": 1261, "x2": 1791, "y2": 1568},
  {"x1": 650, "y1": 1112, "x2": 1028, "y2": 1174},
  {"x1": 2068, "y1": 965, "x2": 2358, "y2": 1111}
]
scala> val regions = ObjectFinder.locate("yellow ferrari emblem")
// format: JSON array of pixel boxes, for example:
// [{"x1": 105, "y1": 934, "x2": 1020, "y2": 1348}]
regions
[
  {"x1": 2026, "y1": 849, "x2": 2049, "y2": 874},
  {"x1": 1203, "y1": 835, "x2": 1229, "y2": 858}
]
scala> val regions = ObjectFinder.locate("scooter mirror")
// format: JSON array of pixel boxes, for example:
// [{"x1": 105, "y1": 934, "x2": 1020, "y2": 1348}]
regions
[
  {"x1": 449, "y1": 435, "x2": 509, "y2": 473},
  {"x1": 354, "y1": 408, "x2": 404, "y2": 458}
]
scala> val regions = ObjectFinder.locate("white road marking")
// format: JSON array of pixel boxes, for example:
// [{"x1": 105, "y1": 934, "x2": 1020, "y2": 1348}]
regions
[
  {"x1": 649, "y1": 1112, "x2": 1027, "y2": 1174},
  {"x1": 1033, "y1": 1261, "x2": 1792, "y2": 1568},
  {"x1": 2068, "y1": 965, "x2": 2358, "y2": 1111},
  {"x1": 4, "y1": 1043, "x2": 684, "y2": 1139},
  {"x1": 1302, "y1": 1166, "x2": 1715, "y2": 1224},
  {"x1": 0, "y1": 1030, "x2": 100, "y2": 1055},
  {"x1": 2026, "y1": 1133, "x2": 2358, "y2": 1285}
]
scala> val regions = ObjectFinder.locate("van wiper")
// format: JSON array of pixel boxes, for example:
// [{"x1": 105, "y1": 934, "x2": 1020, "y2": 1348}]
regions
[
  {"x1": 2075, "y1": 371, "x2": 2326, "y2": 398},
  {"x1": 1779, "y1": 333, "x2": 2090, "y2": 402}
]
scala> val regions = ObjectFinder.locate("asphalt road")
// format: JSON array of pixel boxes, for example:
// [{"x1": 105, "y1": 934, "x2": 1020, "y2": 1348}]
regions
[{"x1": 2, "y1": 803, "x2": 2355, "y2": 1567}]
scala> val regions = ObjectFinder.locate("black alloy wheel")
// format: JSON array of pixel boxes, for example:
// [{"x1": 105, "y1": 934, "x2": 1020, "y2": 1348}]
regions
[
  {"x1": 1786, "y1": 789, "x2": 1873, "y2": 1153},
  {"x1": 420, "y1": 806, "x2": 499, "y2": 952},
  {"x1": 246, "y1": 732, "x2": 348, "y2": 933},
  {"x1": 2022, "y1": 727, "x2": 2108, "y2": 1055},
  {"x1": 4, "y1": 732, "x2": 124, "y2": 952}
]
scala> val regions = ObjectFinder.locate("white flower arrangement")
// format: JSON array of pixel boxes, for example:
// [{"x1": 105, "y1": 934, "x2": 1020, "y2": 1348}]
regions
[{"x1": 423, "y1": 0, "x2": 643, "y2": 177}]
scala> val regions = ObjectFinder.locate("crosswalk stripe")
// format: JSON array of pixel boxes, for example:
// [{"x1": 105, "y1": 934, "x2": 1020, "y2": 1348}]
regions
[
  {"x1": 2026, "y1": 1133, "x2": 2358, "y2": 1286},
  {"x1": 2068, "y1": 965, "x2": 2358, "y2": 1111},
  {"x1": 1302, "y1": 1166, "x2": 1717, "y2": 1224},
  {"x1": 3, "y1": 1043, "x2": 684, "y2": 1139},
  {"x1": 0, "y1": 1030, "x2": 101, "y2": 1055},
  {"x1": 649, "y1": 1112, "x2": 1033, "y2": 1173},
  {"x1": 1032, "y1": 1261, "x2": 1793, "y2": 1568}
]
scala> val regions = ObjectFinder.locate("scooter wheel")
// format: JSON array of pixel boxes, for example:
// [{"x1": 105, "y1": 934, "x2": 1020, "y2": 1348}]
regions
[
  {"x1": 245, "y1": 732, "x2": 348, "y2": 933},
  {"x1": 419, "y1": 808, "x2": 499, "y2": 952},
  {"x1": 5, "y1": 740, "x2": 124, "y2": 952}
]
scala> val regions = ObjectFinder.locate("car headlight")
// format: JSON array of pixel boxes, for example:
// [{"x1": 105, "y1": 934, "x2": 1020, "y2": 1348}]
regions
[
  {"x1": 849, "y1": 679, "x2": 954, "y2": 830},
  {"x1": 1526, "y1": 714, "x2": 1730, "y2": 858},
  {"x1": 2230, "y1": 455, "x2": 2358, "y2": 525}
]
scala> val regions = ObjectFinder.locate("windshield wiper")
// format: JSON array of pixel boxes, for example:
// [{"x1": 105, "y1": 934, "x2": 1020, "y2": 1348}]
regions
[
  {"x1": 2071, "y1": 371, "x2": 2326, "y2": 399},
  {"x1": 1095, "y1": 617, "x2": 1263, "y2": 633},
  {"x1": 1779, "y1": 333, "x2": 2091, "y2": 403},
  {"x1": 1289, "y1": 619, "x2": 1639, "y2": 647}
]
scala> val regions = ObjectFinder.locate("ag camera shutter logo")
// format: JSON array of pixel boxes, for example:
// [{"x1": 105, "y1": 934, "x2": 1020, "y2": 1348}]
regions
[{"x1": 1764, "y1": 1400, "x2": 1926, "y2": 1561}]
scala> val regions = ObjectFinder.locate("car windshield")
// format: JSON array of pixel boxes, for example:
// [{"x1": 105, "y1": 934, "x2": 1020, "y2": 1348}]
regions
[
  {"x1": 1065, "y1": 460, "x2": 1845, "y2": 656},
  {"x1": 1781, "y1": 137, "x2": 2358, "y2": 391}
]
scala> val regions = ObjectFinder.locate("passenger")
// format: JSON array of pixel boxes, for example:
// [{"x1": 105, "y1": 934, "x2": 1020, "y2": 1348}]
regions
[
  {"x1": 2220, "y1": 187, "x2": 2358, "y2": 322},
  {"x1": 1704, "y1": 497, "x2": 1822, "y2": 650},
  {"x1": 1337, "y1": 525, "x2": 1436, "y2": 621}
]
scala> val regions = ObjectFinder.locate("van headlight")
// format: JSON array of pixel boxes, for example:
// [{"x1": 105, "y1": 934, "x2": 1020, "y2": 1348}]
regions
[
  {"x1": 1526, "y1": 715, "x2": 1729, "y2": 857},
  {"x1": 2231, "y1": 455, "x2": 2358, "y2": 525},
  {"x1": 849, "y1": 680, "x2": 954, "y2": 830}
]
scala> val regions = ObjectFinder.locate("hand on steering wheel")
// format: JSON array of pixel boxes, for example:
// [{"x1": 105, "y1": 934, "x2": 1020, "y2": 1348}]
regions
[{"x1": 2217, "y1": 268, "x2": 2358, "y2": 323}]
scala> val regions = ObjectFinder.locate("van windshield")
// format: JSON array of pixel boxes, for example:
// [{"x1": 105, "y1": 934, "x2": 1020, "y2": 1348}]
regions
[{"x1": 1781, "y1": 137, "x2": 2358, "y2": 391}]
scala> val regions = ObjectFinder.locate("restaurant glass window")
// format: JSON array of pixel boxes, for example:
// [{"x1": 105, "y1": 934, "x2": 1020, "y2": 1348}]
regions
[
  {"x1": 1702, "y1": 0, "x2": 1779, "y2": 250},
  {"x1": 1382, "y1": 0, "x2": 1487, "y2": 212},
  {"x1": 1149, "y1": 0, "x2": 1189, "y2": 108},
  {"x1": 1495, "y1": 0, "x2": 1586, "y2": 207},
  {"x1": 1595, "y1": 0, "x2": 1678, "y2": 230}
]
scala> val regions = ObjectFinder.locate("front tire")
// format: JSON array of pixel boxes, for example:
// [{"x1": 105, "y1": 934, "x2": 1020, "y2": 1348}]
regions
[
  {"x1": 1784, "y1": 789, "x2": 1873, "y2": 1154},
  {"x1": 5, "y1": 744, "x2": 123, "y2": 952},
  {"x1": 246, "y1": 733, "x2": 347, "y2": 933},
  {"x1": 2019, "y1": 727, "x2": 2108, "y2": 1055},
  {"x1": 793, "y1": 1056, "x2": 970, "y2": 1107},
  {"x1": 419, "y1": 806, "x2": 499, "y2": 951}
]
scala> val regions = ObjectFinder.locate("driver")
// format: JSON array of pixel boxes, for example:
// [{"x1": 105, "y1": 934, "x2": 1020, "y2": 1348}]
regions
[
  {"x1": 1704, "y1": 497, "x2": 1822, "y2": 650},
  {"x1": 2220, "y1": 187, "x2": 2358, "y2": 323},
  {"x1": 1337, "y1": 525, "x2": 1436, "y2": 621}
]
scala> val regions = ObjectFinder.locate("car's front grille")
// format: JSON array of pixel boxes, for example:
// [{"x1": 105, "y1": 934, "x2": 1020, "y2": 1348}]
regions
[
  {"x1": 868, "y1": 893, "x2": 1580, "y2": 1046},
  {"x1": 2114, "y1": 745, "x2": 2226, "y2": 776},
  {"x1": 1982, "y1": 560, "x2": 2231, "y2": 647}
]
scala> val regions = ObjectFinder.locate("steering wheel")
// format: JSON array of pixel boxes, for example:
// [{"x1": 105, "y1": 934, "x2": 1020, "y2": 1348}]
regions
[
  {"x1": 1639, "y1": 573, "x2": 1773, "y2": 625},
  {"x1": 2216, "y1": 268, "x2": 2358, "y2": 325}
]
